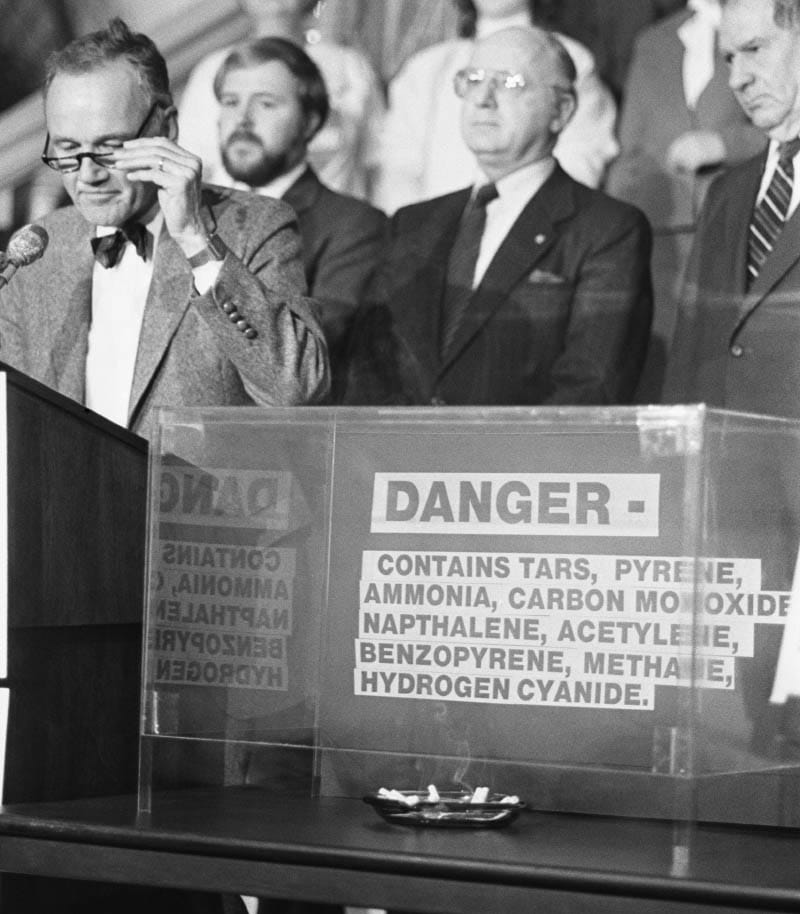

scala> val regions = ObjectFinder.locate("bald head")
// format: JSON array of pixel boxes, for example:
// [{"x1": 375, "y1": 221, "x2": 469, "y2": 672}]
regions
[{"x1": 458, "y1": 26, "x2": 576, "y2": 181}]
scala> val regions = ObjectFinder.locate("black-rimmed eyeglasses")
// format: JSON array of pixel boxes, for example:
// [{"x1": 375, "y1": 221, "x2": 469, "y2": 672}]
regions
[{"x1": 41, "y1": 101, "x2": 160, "y2": 173}]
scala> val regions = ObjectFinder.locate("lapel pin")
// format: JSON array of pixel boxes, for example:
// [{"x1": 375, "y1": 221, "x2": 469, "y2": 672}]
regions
[{"x1": 535, "y1": 234, "x2": 546, "y2": 245}]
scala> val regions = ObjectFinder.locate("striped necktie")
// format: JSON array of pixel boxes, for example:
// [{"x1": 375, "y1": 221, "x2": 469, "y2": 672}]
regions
[
  {"x1": 747, "y1": 137, "x2": 800, "y2": 288},
  {"x1": 440, "y1": 182, "x2": 498, "y2": 359}
]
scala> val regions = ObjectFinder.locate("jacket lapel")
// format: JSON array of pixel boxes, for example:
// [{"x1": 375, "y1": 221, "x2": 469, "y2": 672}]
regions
[
  {"x1": 283, "y1": 166, "x2": 323, "y2": 216},
  {"x1": 127, "y1": 211, "x2": 208, "y2": 425},
  {"x1": 438, "y1": 166, "x2": 573, "y2": 376},
  {"x1": 43, "y1": 213, "x2": 95, "y2": 403},
  {"x1": 732, "y1": 152, "x2": 800, "y2": 340},
  {"x1": 393, "y1": 190, "x2": 469, "y2": 381}
]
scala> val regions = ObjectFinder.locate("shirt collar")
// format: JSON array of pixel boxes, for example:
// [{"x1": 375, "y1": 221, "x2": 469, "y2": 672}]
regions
[
  {"x1": 95, "y1": 207, "x2": 163, "y2": 240},
  {"x1": 234, "y1": 160, "x2": 309, "y2": 199},
  {"x1": 479, "y1": 156, "x2": 556, "y2": 201},
  {"x1": 767, "y1": 137, "x2": 800, "y2": 164}
]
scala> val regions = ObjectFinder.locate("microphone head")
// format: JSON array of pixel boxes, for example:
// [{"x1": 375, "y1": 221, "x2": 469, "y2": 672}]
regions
[{"x1": 7, "y1": 224, "x2": 49, "y2": 267}]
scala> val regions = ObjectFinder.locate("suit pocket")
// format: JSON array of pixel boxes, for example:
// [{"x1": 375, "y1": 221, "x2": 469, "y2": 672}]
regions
[{"x1": 526, "y1": 268, "x2": 568, "y2": 285}]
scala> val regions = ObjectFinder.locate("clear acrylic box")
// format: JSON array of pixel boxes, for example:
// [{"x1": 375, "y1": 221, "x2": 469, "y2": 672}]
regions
[{"x1": 138, "y1": 405, "x2": 800, "y2": 839}]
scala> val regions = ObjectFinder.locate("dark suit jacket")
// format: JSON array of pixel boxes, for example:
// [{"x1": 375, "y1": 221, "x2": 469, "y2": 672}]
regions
[
  {"x1": 284, "y1": 166, "x2": 386, "y2": 341},
  {"x1": 0, "y1": 184, "x2": 329, "y2": 441},
  {"x1": 606, "y1": 9, "x2": 765, "y2": 232},
  {"x1": 283, "y1": 166, "x2": 385, "y2": 396},
  {"x1": 666, "y1": 151, "x2": 800, "y2": 419},
  {"x1": 343, "y1": 165, "x2": 653, "y2": 406}
]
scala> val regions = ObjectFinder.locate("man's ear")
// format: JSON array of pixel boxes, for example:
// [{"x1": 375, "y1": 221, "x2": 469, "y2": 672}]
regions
[
  {"x1": 551, "y1": 89, "x2": 577, "y2": 135},
  {"x1": 163, "y1": 105, "x2": 180, "y2": 142},
  {"x1": 303, "y1": 111, "x2": 323, "y2": 143}
]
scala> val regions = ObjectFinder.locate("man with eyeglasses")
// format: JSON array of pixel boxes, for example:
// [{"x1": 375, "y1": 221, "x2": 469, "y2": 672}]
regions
[
  {"x1": 0, "y1": 17, "x2": 329, "y2": 442},
  {"x1": 342, "y1": 25, "x2": 653, "y2": 408}
]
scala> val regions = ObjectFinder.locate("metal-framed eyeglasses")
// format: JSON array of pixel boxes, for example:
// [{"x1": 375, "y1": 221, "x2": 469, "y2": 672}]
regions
[
  {"x1": 453, "y1": 68, "x2": 573, "y2": 102},
  {"x1": 453, "y1": 68, "x2": 527, "y2": 98},
  {"x1": 41, "y1": 101, "x2": 160, "y2": 173}
]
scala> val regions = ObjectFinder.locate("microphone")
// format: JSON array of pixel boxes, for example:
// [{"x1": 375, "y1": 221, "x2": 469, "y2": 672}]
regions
[{"x1": 0, "y1": 224, "x2": 49, "y2": 289}]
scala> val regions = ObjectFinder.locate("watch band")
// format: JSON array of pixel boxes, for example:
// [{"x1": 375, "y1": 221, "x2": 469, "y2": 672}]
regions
[{"x1": 187, "y1": 233, "x2": 227, "y2": 269}]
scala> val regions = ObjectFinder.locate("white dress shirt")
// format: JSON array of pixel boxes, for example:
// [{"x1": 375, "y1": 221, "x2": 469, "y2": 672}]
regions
[
  {"x1": 86, "y1": 214, "x2": 222, "y2": 426},
  {"x1": 86, "y1": 214, "x2": 162, "y2": 425},
  {"x1": 473, "y1": 157, "x2": 556, "y2": 287}
]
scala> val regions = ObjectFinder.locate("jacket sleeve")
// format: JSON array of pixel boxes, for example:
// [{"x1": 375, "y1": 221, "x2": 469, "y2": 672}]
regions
[{"x1": 190, "y1": 195, "x2": 330, "y2": 406}]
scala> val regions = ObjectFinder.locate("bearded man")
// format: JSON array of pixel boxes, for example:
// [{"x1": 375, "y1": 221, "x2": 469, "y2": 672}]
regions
[{"x1": 213, "y1": 36, "x2": 386, "y2": 391}]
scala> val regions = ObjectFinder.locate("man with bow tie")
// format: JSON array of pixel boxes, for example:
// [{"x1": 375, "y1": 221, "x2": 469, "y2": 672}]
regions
[
  {"x1": 342, "y1": 24, "x2": 652, "y2": 407},
  {"x1": 0, "y1": 17, "x2": 329, "y2": 441}
]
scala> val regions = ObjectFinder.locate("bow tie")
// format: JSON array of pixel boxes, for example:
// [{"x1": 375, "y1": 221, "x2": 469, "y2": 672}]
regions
[{"x1": 91, "y1": 222, "x2": 149, "y2": 268}]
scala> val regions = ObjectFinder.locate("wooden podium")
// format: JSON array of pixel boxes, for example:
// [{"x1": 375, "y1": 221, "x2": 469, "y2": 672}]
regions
[{"x1": 0, "y1": 364, "x2": 148, "y2": 804}]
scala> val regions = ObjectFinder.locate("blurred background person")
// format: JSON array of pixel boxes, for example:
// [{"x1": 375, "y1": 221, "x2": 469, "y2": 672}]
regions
[
  {"x1": 537, "y1": 0, "x2": 686, "y2": 104},
  {"x1": 0, "y1": 0, "x2": 73, "y2": 239},
  {"x1": 0, "y1": 0, "x2": 71, "y2": 112},
  {"x1": 179, "y1": 0, "x2": 385, "y2": 200},
  {"x1": 372, "y1": 0, "x2": 619, "y2": 215},
  {"x1": 606, "y1": 0, "x2": 765, "y2": 402},
  {"x1": 215, "y1": 36, "x2": 385, "y2": 396}
]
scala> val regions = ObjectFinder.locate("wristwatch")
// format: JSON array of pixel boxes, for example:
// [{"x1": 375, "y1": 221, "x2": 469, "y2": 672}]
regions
[{"x1": 187, "y1": 233, "x2": 227, "y2": 268}]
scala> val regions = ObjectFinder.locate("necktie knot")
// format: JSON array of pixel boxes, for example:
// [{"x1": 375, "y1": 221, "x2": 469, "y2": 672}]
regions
[
  {"x1": 473, "y1": 182, "x2": 499, "y2": 209},
  {"x1": 91, "y1": 222, "x2": 149, "y2": 268},
  {"x1": 779, "y1": 136, "x2": 800, "y2": 165}
]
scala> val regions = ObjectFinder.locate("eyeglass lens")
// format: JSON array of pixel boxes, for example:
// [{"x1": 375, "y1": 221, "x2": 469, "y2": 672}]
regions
[{"x1": 42, "y1": 101, "x2": 159, "y2": 172}]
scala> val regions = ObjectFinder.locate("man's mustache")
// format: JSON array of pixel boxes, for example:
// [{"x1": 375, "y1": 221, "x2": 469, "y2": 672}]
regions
[{"x1": 226, "y1": 128, "x2": 263, "y2": 148}]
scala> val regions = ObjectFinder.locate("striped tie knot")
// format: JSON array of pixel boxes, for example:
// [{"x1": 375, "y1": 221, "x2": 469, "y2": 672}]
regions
[
  {"x1": 747, "y1": 137, "x2": 800, "y2": 287},
  {"x1": 779, "y1": 136, "x2": 800, "y2": 164}
]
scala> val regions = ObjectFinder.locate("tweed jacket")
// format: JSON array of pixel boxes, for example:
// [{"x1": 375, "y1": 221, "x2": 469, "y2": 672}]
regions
[{"x1": 0, "y1": 184, "x2": 329, "y2": 440}]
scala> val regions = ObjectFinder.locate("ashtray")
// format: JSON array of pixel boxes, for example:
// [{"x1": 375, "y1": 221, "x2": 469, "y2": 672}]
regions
[{"x1": 363, "y1": 788, "x2": 525, "y2": 828}]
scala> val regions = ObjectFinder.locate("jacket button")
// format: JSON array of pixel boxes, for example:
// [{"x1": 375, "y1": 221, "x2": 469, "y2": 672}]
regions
[
  {"x1": 244, "y1": 328, "x2": 258, "y2": 340},
  {"x1": 730, "y1": 343, "x2": 744, "y2": 358},
  {"x1": 221, "y1": 300, "x2": 235, "y2": 314},
  {"x1": 236, "y1": 319, "x2": 249, "y2": 332},
  {"x1": 228, "y1": 310, "x2": 241, "y2": 322}
]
